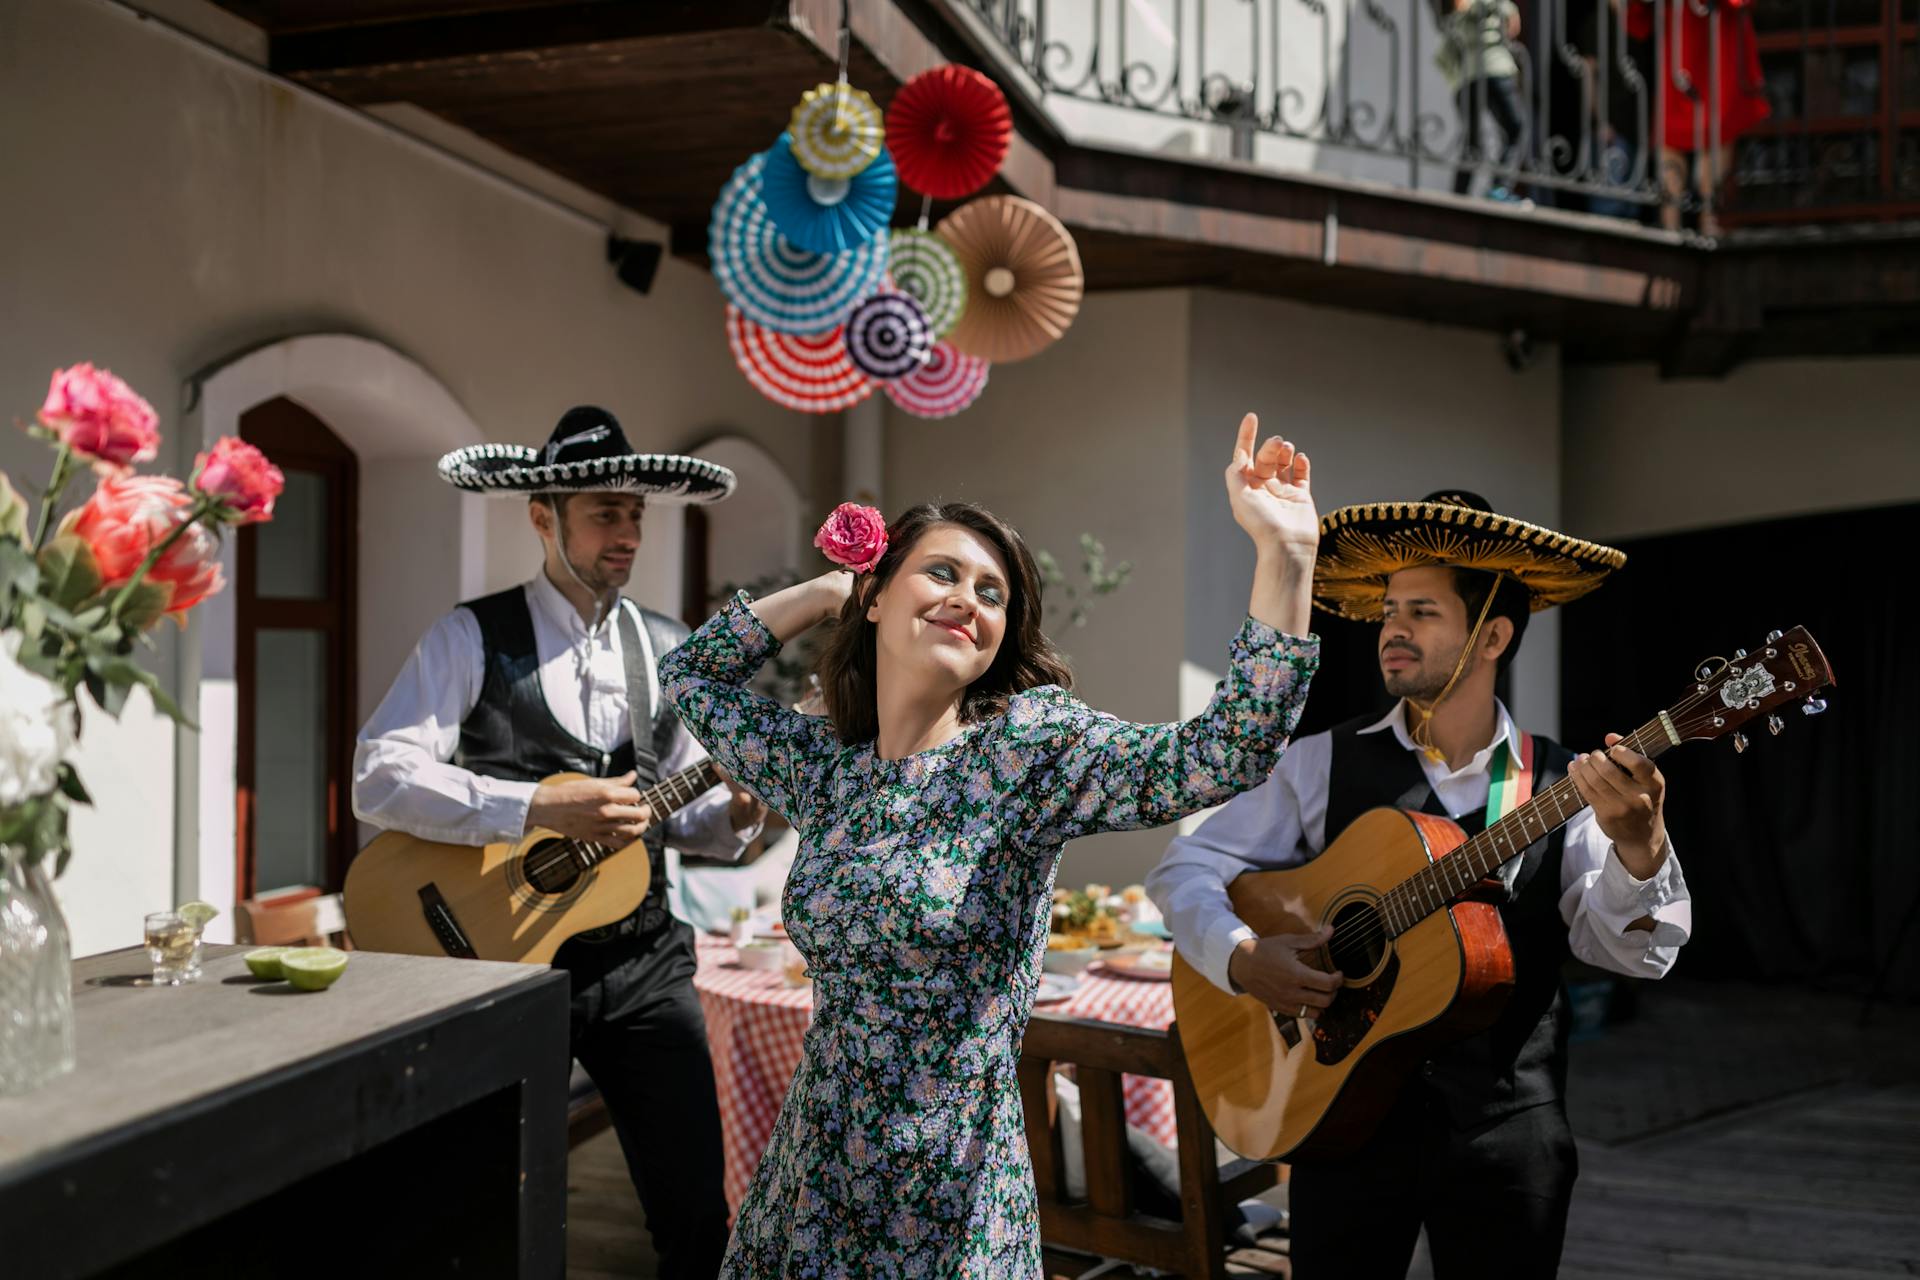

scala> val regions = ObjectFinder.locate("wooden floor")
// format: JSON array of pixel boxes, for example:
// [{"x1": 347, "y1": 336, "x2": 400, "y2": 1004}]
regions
[{"x1": 565, "y1": 979, "x2": 1920, "y2": 1278}]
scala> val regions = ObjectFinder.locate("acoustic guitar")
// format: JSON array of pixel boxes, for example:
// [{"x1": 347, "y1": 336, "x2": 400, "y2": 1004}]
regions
[
  {"x1": 1171, "y1": 626, "x2": 1834, "y2": 1161},
  {"x1": 343, "y1": 760, "x2": 719, "y2": 963}
]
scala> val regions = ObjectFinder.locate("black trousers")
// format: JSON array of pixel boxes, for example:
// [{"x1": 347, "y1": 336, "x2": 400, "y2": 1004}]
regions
[
  {"x1": 561, "y1": 920, "x2": 730, "y2": 1280},
  {"x1": 1289, "y1": 1083, "x2": 1578, "y2": 1280},
  {"x1": 1453, "y1": 75, "x2": 1530, "y2": 195}
]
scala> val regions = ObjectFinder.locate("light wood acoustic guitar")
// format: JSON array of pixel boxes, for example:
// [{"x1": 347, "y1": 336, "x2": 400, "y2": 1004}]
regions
[
  {"x1": 343, "y1": 761, "x2": 718, "y2": 963},
  {"x1": 1171, "y1": 626, "x2": 1834, "y2": 1161}
]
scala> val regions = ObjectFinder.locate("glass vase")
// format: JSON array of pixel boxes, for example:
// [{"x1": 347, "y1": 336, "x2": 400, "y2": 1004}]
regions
[{"x1": 0, "y1": 843, "x2": 77, "y2": 1094}]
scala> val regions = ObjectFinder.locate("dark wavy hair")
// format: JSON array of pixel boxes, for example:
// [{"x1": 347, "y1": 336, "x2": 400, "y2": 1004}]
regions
[{"x1": 815, "y1": 502, "x2": 1072, "y2": 746}]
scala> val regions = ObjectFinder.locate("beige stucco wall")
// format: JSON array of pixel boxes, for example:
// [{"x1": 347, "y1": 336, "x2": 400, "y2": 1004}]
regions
[
  {"x1": 0, "y1": 0, "x2": 827, "y2": 954},
  {"x1": 1563, "y1": 359, "x2": 1920, "y2": 542}
]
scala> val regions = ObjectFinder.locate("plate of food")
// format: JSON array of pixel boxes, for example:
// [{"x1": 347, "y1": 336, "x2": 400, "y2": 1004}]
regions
[
  {"x1": 1043, "y1": 933, "x2": 1099, "y2": 974},
  {"x1": 1091, "y1": 948, "x2": 1176, "y2": 982}
]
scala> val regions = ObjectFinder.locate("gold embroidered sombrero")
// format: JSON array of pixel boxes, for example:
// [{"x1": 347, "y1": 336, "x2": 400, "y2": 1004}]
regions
[{"x1": 1313, "y1": 489, "x2": 1626, "y2": 621}]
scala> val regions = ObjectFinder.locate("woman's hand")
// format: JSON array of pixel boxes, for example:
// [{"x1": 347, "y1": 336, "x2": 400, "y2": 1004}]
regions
[
  {"x1": 1224, "y1": 413, "x2": 1318, "y2": 637},
  {"x1": 1225, "y1": 413, "x2": 1317, "y2": 560}
]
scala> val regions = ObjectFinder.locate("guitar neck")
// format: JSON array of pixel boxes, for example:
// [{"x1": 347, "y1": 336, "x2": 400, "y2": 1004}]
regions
[
  {"x1": 639, "y1": 760, "x2": 721, "y2": 822},
  {"x1": 1382, "y1": 713, "x2": 1680, "y2": 936}
]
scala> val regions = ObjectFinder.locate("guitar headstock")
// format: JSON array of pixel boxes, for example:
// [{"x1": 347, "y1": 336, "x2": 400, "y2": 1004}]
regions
[{"x1": 1664, "y1": 626, "x2": 1835, "y2": 751}]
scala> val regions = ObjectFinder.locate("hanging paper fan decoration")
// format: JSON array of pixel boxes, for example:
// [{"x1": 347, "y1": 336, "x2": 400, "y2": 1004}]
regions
[
  {"x1": 887, "y1": 229, "x2": 968, "y2": 336},
  {"x1": 788, "y1": 81, "x2": 886, "y2": 180},
  {"x1": 887, "y1": 65, "x2": 1013, "y2": 199},
  {"x1": 727, "y1": 305, "x2": 872, "y2": 414},
  {"x1": 884, "y1": 340, "x2": 990, "y2": 418},
  {"x1": 845, "y1": 290, "x2": 934, "y2": 381},
  {"x1": 762, "y1": 132, "x2": 898, "y2": 255},
  {"x1": 936, "y1": 195, "x2": 1083, "y2": 363},
  {"x1": 709, "y1": 149, "x2": 889, "y2": 335}
]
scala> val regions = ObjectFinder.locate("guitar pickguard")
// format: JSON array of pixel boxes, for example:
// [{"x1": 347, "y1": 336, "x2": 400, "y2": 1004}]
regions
[{"x1": 1311, "y1": 950, "x2": 1398, "y2": 1065}]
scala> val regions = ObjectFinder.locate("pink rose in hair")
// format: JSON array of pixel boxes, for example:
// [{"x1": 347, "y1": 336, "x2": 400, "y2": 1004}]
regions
[
  {"x1": 192, "y1": 436, "x2": 285, "y2": 525},
  {"x1": 38, "y1": 363, "x2": 160, "y2": 472},
  {"x1": 814, "y1": 503, "x2": 889, "y2": 574},
  {"x1": 63, "y1": 475, "x2": 224, "y2": 623}
]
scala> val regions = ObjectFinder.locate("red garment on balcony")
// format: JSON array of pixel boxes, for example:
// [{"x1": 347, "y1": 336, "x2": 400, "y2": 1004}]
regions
[{"x1": 1630, "y1": 0, "x2": 1771, "y2": 151}]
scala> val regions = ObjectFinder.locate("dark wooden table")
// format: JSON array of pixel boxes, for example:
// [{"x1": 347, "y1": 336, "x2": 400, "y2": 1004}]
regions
[{"x1": 0, "y1": 944, "x2": 570, "y2": 1278}]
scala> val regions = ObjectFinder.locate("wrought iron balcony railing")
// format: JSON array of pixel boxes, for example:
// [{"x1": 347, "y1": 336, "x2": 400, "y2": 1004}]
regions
[{"x1": 954, "y1": 0, "x2": 1920, "y2": 227}]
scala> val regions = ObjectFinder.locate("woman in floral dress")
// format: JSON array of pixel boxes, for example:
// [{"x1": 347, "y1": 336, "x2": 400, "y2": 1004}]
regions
[{"x1": 659, "y1": 415, "x2": 1323, "y2": 1278}]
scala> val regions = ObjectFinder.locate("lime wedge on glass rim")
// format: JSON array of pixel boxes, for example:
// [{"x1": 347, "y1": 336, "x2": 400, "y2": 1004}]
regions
[
  {"x1": 279, "y1": 947, "x2": 350, "y2": 991},
  {"x1": 243, "y1": 947, "x2": 294, "y2": 979},
  {"x1": 176, "y1": 900, "x2": 220, "y2": 930}
]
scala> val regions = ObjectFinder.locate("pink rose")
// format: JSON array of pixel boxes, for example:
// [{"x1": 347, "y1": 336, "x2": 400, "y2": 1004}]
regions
[
  {"x1": 38, "y1": 363, "x2": 160, "y2": 472},
  {"x1": 813, "y1": 502, "x2": 889, "y2": 574},
  {"x1": 192, "y1": 436, "x2": 284, "y2": 525},
  {"x1": 64, "y1": 475, "x2": 224, "y2": 621}
]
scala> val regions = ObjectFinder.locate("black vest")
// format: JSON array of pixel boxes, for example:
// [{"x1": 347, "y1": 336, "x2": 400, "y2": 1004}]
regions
[
  {"x1": 455, "y1": 587, "x2": 689, "y2": 942},
  {"x1": 1325, "y1": 712, "x2": 1576, "y2": 1126}
]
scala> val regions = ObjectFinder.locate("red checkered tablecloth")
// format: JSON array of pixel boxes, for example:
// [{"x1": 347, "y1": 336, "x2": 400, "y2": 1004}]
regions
[{"x1": 693, "y1": 937, "x2": 1177, "y2": 1212}]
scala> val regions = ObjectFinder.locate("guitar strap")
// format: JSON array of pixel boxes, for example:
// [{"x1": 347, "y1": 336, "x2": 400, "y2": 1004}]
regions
[{"x1": 615, "y1": 598, "x2": 660, "y2": 778}]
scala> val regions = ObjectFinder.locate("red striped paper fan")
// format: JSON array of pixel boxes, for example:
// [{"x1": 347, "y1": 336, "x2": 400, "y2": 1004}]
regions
[
  {"x1": 886, "y1": 65, "x2": 1012, "y2": 200},
  {"x1": 883, "y1": 340, "x2": 989, "y2": 418},
  {"x1": 726, "y1": 306, "x2": 872, "y2": 414}
]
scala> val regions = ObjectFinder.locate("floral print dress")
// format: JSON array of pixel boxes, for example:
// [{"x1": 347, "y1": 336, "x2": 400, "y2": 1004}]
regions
[{"x1": 660, "y1": 594, "x2": 1319, "y2": 1279}]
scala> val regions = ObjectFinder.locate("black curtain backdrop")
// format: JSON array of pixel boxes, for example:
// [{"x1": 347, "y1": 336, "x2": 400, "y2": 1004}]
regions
[{"x1": 1560, "y1": 503, "x2": 1920, "y2": 998}]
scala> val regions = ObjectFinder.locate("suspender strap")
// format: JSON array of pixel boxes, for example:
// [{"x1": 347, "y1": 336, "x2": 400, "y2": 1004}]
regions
[{"x1": 616, "y1": 600, "x2": 659, "y2": 776}]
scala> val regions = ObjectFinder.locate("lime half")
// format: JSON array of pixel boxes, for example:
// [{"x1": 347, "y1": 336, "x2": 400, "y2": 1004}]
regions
[
  {"x1": 243, "y1": 946, "x2": 294, "y2": 979},
  {"x1": 176, "y1": 900, "x2": 220, "y2": 930},
  {"x1": 280, "y1": 947, "x2": 350, "y2": 991}
]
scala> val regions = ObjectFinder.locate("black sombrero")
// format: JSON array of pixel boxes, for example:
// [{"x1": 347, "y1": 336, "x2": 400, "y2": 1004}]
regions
[
  {"x1": 1313, "y1": 489, "x2": 1626, "y2": 621},
  {"x1": 438, "y1": 406, "x2": 736, "y2": 504}
]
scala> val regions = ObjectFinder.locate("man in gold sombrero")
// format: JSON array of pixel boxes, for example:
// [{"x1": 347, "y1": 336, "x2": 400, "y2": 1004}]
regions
[{"x1": 1148, "y1": 490, "x2": 1693, "y2": 1278}]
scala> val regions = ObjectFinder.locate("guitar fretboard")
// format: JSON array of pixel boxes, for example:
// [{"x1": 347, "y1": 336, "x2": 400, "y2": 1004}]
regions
[
  {"x1": 563, "y1": 760, "x2": 722, "y2": 871},
  {"x1": 1377, "y1": 716, "x2": 1677, "y2": 937}
]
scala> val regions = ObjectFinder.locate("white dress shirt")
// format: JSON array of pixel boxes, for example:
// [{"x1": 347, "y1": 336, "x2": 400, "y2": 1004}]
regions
[
  {"x1": 1146, "y1": 699, "x2": 1692, "y2": 995},
  {"x1": 352, "y1": 571, "x2": 758, "y2": 872}
]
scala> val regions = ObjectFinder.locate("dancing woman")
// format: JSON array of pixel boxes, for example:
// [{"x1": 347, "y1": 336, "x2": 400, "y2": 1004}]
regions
[{"x1": 658, "y1": 415, "x2": 1322, "y2": 1278}]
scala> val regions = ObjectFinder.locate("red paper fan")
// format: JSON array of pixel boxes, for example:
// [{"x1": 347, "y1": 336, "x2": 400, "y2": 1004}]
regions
[
  {"x1": 726, "y1": 306, "x2": 872, "y2": 414},
  {"x1": 886, "y1": 66, "x2": 1012, "y2": 200}
]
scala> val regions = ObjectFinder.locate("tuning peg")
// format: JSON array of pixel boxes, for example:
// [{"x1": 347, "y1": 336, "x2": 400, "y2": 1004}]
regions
[
  {"x1": 1801, "y1": 697, "x2": 1828, "y2": 717},
  {"x1": 1767, "y1": 714, "x2": 1784, "y2": 736},
  {"x1": 1766, "y1": 629, "x2": 1783, "y2": 643},
  {"x1": 1733, "y1": 732, "x2": 1749, "y2": 754},
  {"x1": 1734, "y1": 648, "x2": 1748, "y2": 659}
]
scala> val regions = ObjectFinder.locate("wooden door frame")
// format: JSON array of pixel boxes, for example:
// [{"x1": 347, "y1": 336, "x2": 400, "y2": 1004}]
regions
[{"x1": 234, "y1": 398, "x2": 359, "y2": 896}]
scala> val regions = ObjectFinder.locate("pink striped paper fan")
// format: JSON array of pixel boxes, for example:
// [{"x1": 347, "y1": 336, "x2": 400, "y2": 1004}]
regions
[
  {"x1": 882, "y1": 340, "x2": 989, "y2": 418},
  {"x1": 727, "y1": 305, "x2": 872, "y2": 414}
]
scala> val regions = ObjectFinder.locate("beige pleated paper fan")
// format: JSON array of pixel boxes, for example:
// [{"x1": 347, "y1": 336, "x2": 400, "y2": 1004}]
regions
[{"x1": 936, "y1": 196, "x2": 1084, "y2": 363}]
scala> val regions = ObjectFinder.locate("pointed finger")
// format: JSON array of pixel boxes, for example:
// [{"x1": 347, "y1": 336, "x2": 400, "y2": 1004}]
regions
[{"x1": 1233, "y1": 413, "x2": 1258, "y2": 467}]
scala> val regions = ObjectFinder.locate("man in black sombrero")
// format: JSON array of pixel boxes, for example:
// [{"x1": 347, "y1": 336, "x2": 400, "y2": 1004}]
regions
[
  {"x1": 353, "y1": 408, "x2": 764, "y2": 1278},
  {"x1": 1148, "y1": 491, "x2": 1694, "y2": 1278}
]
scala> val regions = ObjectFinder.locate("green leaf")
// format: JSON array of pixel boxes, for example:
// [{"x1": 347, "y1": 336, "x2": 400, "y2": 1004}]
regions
[
  {"x1": 37, "y1": 534, "x2": 102, "y2": 610},
  {"x1": 20, "y1": 597, "x2": 46, "y2": 640},
  {"x1": 0, "y1": 470, "x2": 29, "y2": 543},
  {"x1": 55, "y1": 763, "x2": 92, "y2": 806},
  {"x1": 54, "y1": 844, "x2": 71, "y2": 878},
  {"x1": 115, "y1": 579, "x2": 171, "y2": 632},
  {"x1": 72, "y1": 604, "x2": 108, "y2": 630}
]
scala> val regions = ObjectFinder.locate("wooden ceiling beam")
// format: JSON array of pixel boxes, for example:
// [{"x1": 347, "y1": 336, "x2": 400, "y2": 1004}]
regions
[{"x1": 270, "y1": 0, "x2": 783, "y2": 75}]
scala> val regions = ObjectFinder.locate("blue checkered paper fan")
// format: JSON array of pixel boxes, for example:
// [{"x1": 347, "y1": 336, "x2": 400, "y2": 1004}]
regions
[{"x1": 709, "y1": 149, "x2": 889, "y2": 335}]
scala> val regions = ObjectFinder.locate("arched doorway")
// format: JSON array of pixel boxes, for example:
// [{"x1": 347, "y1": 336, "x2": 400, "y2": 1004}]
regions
[{"x1": 181, "y1": 335, "x2": 486, "y2": 940}]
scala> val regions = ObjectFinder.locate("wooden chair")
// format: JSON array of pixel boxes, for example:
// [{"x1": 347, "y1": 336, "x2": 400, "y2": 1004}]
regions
[
  {"x1": 233, "y1": 892, "x2": 353, "y2": 949},
  {"x1": 1019, "y1": 1015, "x2": 1282, "y2": 1280}
]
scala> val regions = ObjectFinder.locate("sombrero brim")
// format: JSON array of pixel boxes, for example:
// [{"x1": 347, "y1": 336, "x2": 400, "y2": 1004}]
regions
[
  {"x1": 436, "y1": 444, "x2": 736, "y2": 504},
  {"x1": 1314, "y1": 500, "x2": 1625, "y2": 620}
]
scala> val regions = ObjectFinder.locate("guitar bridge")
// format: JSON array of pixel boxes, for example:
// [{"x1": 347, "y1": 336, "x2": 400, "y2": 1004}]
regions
[{"x1": 418, "y1": 884, "x2": 479, "y2": 960}]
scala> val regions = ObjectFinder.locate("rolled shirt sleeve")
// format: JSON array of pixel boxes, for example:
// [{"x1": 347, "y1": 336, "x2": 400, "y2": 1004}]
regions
[{"x1": 1559, "y1": 810, "x2": 1693, "y2": 978}]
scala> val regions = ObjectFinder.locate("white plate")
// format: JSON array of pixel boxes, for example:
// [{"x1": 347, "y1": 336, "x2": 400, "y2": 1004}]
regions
[{"x1": 1035, "y1": 973, "x2": 1081, "y2": 1004}]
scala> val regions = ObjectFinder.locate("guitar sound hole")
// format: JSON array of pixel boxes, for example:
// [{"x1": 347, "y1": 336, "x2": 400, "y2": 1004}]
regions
[
  {"x1": 523, "y1": 840, "x2": 581, "y2": 895},
  {"x1": 1327, "y1": 900, "x2": 1388, "y2": 977}
]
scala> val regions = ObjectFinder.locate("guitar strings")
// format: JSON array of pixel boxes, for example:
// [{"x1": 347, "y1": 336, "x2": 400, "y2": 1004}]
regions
[{"x1": 520, "y1": 765, "x2": 718, "y2": 887}]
